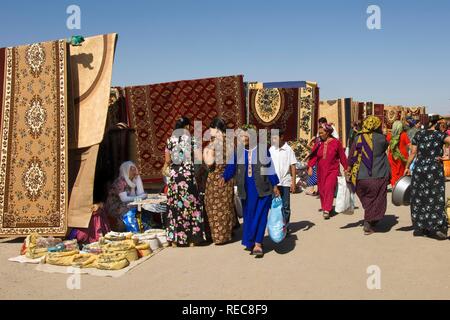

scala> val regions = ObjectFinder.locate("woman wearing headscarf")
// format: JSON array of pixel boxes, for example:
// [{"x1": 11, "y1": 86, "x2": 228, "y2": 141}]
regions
[
  {"x1": 406, "y1": 117, "x2": 419, "y2": 142},
  {"x1": 307, "y1": 123, "x2": 348, "y2": 220},
  {"x1": 404, "y1": 115, "x2": 450, "y2": 240},
  {"x1": 105, "y1": 161, "x2": 148, "y2": 231},
  {"x1": 203, "y1": 117, "x2": 236, "y2": 245},
  {"x1": 387, "y1": 120, "x2": 411, "y2": 187},
  {"x1": 347, "y1": 116, "x2": 390, "y2": 235},
  {"x1": 347, "y1": 122, "x2": 361, "y2": 155},
  {"x1": 164, "y1": 116, "x2": 207, "y2": 246}
]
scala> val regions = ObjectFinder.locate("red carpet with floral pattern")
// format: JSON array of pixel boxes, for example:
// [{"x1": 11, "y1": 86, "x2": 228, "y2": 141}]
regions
[{"x1": 125, "y1": 75, "x2": 245, "y2": 182}]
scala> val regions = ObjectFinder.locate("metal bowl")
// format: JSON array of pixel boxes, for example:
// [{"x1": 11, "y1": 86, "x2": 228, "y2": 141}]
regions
[{"x1": 392, "y1": 175, "x2": 412, "y2": 206}]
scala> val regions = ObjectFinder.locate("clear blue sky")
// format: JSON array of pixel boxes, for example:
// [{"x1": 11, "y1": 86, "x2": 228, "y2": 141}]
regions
[{"x1": 0, "y1": 0, "x2": 449, "y2": 114}]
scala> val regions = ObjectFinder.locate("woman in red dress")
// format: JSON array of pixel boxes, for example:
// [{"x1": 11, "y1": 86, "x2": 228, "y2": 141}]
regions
[
  {"x1": 386, "y1": 120, "x2": 410, "y2": 187},
  {"x1": 308, "y1": 124, "x2": 348, "y2": 219}
]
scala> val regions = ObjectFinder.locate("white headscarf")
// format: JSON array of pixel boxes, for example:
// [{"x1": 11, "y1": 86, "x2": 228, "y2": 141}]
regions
[
  {"x1": 120, "y1": 161, "x2": 137, "y2": 188},
  {"x1": 119, "y1": 161, "x2": 145, "y2": 197}
]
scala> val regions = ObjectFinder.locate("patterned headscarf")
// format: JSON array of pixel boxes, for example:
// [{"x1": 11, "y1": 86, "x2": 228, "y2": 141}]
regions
[
  {"x1": 320, "y1": 123, "x2": 334, "y2": 135},
  {"x1": 389, "y1": 121, "x2": 407, "y2": 162},
  {"x1": 349, "y1": 116, "x2": 382, "y2": 191},
  {"x1": 406, "y1": 117, "x2": 417, "y2": 128}
]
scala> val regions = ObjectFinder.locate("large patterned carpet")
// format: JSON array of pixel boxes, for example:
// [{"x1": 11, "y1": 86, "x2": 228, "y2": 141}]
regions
[
  {"x1": 125, "y1": 75, "x2": 246, "y2": 182},
  {"x1": 0, "y1": 40, "x2": 68, "y2": 236}
]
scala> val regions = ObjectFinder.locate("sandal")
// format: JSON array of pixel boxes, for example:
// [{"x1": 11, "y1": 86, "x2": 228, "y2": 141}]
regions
[
  {"x1": 369, "y1": 221, "x2": 379, "y2": 227},
  {"x1": 252, "y1": 247, "x2": 264, "y2": 258},
  {"x1": 363, "y1": 221, "x2": 374, "y2": 235},
  {"x1": 323, "y1": 211, "x2": 330, "y2": 220},
  {"x1": 434, "y1": 231, "x2": 448, "y2": 240}
]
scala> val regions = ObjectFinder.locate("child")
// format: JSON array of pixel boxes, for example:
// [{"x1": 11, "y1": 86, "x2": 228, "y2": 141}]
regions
[
  {"x1": 305, "y1": 138, "x2": 318, "y2": 196},
  {"x1": 221, "y1": 125, "x2": 280, "y2": 258},
  {"x1": 269, "y1": 129, "x2": 297, "y2": 232}
]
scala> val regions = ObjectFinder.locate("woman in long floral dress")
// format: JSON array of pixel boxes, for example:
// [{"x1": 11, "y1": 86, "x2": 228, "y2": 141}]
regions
[
  {"x1": 164, "y1": 117, "x2": 206, "y2": 246},
  {"x1": 203, "y1": 118, "x2": 235, "y2": 245},
  {"x1": 405, "y1": 115, "x2": 450, "y2": 240}
]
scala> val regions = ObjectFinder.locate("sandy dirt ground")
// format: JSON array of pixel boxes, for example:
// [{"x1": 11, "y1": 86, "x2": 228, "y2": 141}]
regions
[{"x1": 1, "y1": 183, "x2": 450, "y2": 300}]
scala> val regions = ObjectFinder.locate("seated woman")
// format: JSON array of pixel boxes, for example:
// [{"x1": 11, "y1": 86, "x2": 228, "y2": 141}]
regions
[{"x1": 105, "y1": 161, "x2": 147, "y2": 231}]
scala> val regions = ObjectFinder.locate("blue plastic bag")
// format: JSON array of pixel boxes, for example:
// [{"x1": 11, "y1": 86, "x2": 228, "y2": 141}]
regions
[
  {"x1": 410, "y1": 158, "x2": 416, "y2": 173},
  {"x1": 122, "y1": 208, "x2": 140, "y2": 233},
  {"x1": 267, "y1": 197, "x2": 286, "y2": 243}
]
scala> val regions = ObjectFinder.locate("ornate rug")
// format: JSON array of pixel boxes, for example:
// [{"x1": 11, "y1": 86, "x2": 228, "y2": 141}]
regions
[
  {"x1": 383, "y1": 106, "x2": 403, "y2": 130},
  {"x1": 358, "y1": 102, "x2": 365, "y2": 122},
  {"x1": 349, "y1": 99, "x2": 361, "y2": 124},
  {"x1": 299, "y1": 83, "x2": 318, "y2": 142},
  {"x1": 249, "y1": 87, "x2": 299, "y2": 141},
  {"x1": 403, "y1": 106, "x2": 426, "y2": 119},
  {"x1": 419, "y1": 114, "x2": 429, "y2": 126},
  {"x1": 126, "y1": 75, "x2": 245, "y2": 182},
  {"x1": 319, "y1": 100, "x2": 340, "y2": 132},
  {"x1": 364, "y1": 102, "x2": 374, "y2": 118},
  {"x1": 0, "y1": 40, "x2": 68, "y2": 236},
  {"x1": 295, "y1": 84, "x2": 318, "y2": 160},
  {"x1": 318, "y1": 99, "x2": 351, "y2": 147},
  {"x1": 247, "y1": 81, "x2": 318, "y2": 158},
  {"x1": 374, "y1": 104, "x2": 385, "y2": 117}
]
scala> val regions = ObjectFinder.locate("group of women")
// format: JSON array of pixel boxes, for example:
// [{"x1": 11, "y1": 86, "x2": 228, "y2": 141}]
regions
[
  {"x1": 161, "y1": 116, "x2": 238, "y2": 247},
  {"x1": 104, "y1": 116, "x2": 281, "y2": 257},
  {"x1": 104, "y1": 113, "x2": 450, "y2": 261},
  {"x1": 306, "y1": 114, "x2": 450, "y2": 239}
]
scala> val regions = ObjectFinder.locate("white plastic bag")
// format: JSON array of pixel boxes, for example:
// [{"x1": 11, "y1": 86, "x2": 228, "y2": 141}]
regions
[
  {"x1": 335, "y1": 176, "x2": 354, "y2": 213},
  {"x1": 234, "y1": 187, "x2": 243, "y2": 218}
]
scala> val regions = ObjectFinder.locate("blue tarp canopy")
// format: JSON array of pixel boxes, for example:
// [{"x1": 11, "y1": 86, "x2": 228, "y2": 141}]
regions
[{"x1": 262, "y1": 81, "x2": 307, "y2": 89}]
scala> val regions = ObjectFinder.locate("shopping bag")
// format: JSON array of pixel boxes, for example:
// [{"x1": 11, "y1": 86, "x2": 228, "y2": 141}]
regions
[
  {"x1": 335, "y1": 176, "x2": 353, "y2": 213},
  {"x1": 348, "y1": 191, "x2": 355, "y2": 215},
  {"x1": 234, "y1": 187, "x2": 243, "y2": 218},
  {"x1": 122, "y1": 208, "x2": 140, "y2": 233},
  {"x1": 410, "y1": 158, "x2": 416, "y2": 173},
  {"x1": 267, "y1": 197, "x2": 286, "y2": 244}
]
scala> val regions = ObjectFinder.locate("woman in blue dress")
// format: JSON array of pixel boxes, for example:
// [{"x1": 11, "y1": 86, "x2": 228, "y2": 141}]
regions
[{"x1": 221, "y1": 125, "x2": 280, "y2": 258}]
